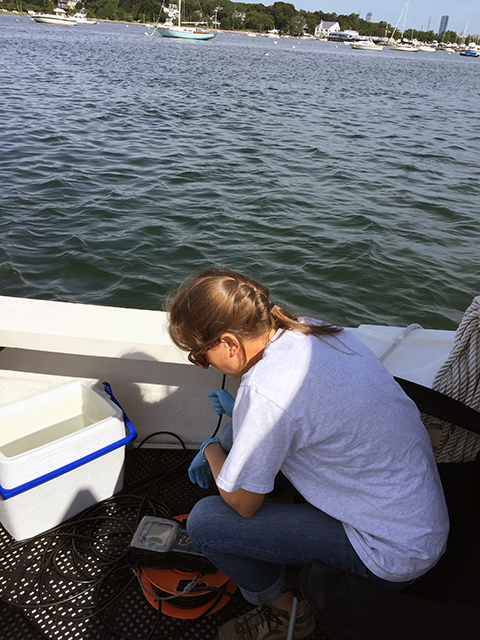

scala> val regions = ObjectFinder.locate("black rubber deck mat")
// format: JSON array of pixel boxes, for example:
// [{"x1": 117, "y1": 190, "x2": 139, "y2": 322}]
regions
[{"x1": 0, "y1": 448, "x2": 335, "y2": 640}]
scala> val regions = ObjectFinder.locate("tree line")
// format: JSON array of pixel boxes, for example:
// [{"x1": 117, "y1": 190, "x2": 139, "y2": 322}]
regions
[{"x1": 11, "y1": 0, "x2": 470, "y2": 41}]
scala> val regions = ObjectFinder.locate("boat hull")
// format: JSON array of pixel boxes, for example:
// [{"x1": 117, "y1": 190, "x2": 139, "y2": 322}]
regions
[
  {"x1": 74, "y1": 17, "x2": 97, "y2": 25},
  {"x1": 350, "y1": 42, "x2": 383, "y2": 50},
  {"x1": 157, "y1": 27, "x2": 216, "y2": 40},
  {"x1": 389, "y1": 45, "x2": 419, "y2": 52},
  {"x1": 32, "y1": 15, "x2": 77, "y2": 25}
]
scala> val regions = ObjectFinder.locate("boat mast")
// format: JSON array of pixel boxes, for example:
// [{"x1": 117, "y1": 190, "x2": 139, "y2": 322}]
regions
[
  {"x1": 401, "y1": 0, "x2": 409, "y2": 39},
  {"x1": 389, "y1": 1, "x2": 409, "y2": 43}
]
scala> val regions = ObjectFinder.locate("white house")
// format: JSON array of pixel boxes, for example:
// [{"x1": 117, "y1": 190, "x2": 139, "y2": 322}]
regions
[{"x1": 314, "y1": 21, "x2": 340, "y2": 38}]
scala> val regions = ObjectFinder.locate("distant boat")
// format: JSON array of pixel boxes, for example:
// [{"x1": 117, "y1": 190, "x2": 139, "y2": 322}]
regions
[
  {"x1": 389, "y1": 43, "x2": 418, "y2": 52},
  {"x1": 418, "y1": 45, "x2": 437, "y2": 52},
  {"x1": 31, "y1": 8, "x2": 76, "y2": 26},
  {"x1": 73, "y1": 9, "x2": 97, "y2": 25},
  {"x1": 460, "y1": 50, "x2": 479, "y2": 57},
  {"x1": 350, "y1": 41, "x2": 383, "y2": 51},
  {"x1": 387, "y1": 1, "x2": 418, "y2": 52},
  {"x1": 156, "y1": 0, "x2": 216, "y2": 40}
]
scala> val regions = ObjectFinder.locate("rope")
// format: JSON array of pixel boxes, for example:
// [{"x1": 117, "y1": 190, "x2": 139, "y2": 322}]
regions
[
  {"x1": 379, "y1": 324, "x2": 423, "y2": 363},
  {"x1": 422, "y1": 296, "x2": 480, "y2": 462},
  {"x1": 145, "y1": 6, "x2": 165, "y2": 36}
]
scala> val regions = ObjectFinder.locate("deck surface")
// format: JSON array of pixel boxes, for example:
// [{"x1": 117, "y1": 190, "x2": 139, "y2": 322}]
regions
[
  {"x1": 0, "y1": 448, "x2": 336, "y2": 640},
  {"x1": 1, "y1": 448, "x2": 478, "y2": 640}
]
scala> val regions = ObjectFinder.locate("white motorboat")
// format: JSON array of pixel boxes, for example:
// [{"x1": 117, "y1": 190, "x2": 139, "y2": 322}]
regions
[
  {"x1": 31, "y1": 8, "x2": 77, "y2": 26},
  {"x1": 350, "y1": 41, "x2": 383, "y2": 51},
  {"x1": 73, "y1": 9, "x2": 97, "y2": 24},
  {"x1": 418, "y1": 45, "x2": 437, "y2": 52}
]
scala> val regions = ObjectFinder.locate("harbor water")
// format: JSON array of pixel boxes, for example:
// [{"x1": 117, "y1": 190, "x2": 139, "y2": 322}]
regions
[{"x1": 1, "y1": 15, "x2": 479, "y2": 330}]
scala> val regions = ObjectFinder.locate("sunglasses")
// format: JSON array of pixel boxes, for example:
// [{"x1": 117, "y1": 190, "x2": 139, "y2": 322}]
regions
[{"x1": 188, "y1": 339, "x2": 220, "y2": 369}]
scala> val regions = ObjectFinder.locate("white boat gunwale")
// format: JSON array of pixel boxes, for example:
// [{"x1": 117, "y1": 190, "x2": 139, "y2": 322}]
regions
[{"x1": 0, "y1": 296, "x2": 456, "y2": 448}]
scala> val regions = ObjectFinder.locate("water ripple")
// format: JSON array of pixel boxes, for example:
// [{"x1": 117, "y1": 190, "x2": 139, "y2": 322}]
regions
[{"x1": 1, "y1": 16, "x2": 479, "y2": 329}]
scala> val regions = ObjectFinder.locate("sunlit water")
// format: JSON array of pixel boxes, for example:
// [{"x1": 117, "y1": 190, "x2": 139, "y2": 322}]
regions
[{"x1": 1, "y1": 15, "x2": 479, "y2": 330}]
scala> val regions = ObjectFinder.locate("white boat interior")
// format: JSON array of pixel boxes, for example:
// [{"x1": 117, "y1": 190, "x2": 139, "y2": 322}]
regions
[
  {"x1": 0, "y1": 296, "x2": 455, "y2": 448},
  {"x1": 0, "y1": 295, "x2": 479, "y2": 640}
]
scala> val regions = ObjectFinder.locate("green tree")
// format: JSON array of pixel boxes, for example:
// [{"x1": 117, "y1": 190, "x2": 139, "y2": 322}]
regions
[
  {"x1": 96, "y1": 0, "x2": 118, "y2": 20},
  {"x1": 336, "y1": 12, "x2": 359, "y2": 31},
  {"x1": 220, "y1": 16, "x2": 231, "y2": 29},
  {"x1": 441, "y1": 29, "x2": 458, "y2": 43},
  {"x1": 266, "y1": 1, "x2": 296, "y2": 33},
  {"x1": 244, "y1": 10, "x2": 274, "y2": 32},
  {"x1": 289, "y1": 13, "x2": 305, "y2": 36},
  {"x1": 303, "y1": 11, "x2": 319, "y2": 36}
]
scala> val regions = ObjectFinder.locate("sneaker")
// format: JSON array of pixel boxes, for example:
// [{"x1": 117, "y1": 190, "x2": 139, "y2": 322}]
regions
[{"x1": 218, "y1": 603, "x2": 315, "y2": 640}]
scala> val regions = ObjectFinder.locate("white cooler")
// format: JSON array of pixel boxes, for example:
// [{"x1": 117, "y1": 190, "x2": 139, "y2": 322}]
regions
[{"x1": 0, "y1": 380, "x2": 136, "y2": 540}]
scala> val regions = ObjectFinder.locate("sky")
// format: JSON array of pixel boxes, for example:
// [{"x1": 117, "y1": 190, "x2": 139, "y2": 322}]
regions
[{"x1": 275, "y1": 1, "x2": 479, "y2": 36}]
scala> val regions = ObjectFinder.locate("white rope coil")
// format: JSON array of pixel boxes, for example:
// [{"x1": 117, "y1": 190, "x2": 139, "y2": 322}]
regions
[
  {"x1": 422, "y1": 295, "x2": 480, "y2": 462},
  {"x1": 379, "y1": 324, "x2": 423, "y2": 363}
]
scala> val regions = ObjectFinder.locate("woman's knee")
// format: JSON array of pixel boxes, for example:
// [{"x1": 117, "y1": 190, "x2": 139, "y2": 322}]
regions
[{"x1": 187, "y1": 496, "x2": 228, "y2": 549}]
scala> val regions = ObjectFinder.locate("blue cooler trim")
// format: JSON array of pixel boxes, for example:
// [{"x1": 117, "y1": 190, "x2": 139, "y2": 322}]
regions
[{"x1": 0, "y1": 383, "x2": 137, "y2": 500}]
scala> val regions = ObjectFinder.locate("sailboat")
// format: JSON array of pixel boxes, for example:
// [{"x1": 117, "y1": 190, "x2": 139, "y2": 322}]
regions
[
  {"x1": 156, "y1": 0, "x2": 216, "y2": 40},
  {"x1": 388, "y1": 1, "x2": 418, "y2": 51}
]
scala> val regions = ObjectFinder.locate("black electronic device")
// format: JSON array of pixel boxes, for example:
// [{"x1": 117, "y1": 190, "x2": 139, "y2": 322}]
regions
[{"x1": 126, "y1": 516, "x2": 215, "y2": 573}]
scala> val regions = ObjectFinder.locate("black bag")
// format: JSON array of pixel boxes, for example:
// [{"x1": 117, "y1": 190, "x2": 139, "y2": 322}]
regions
[
  {"x1": 299, "y1": 556, "x2": 480, "y2": 640},
  {"x1": 296, "y1": 379, "x2": 480, "y2": 640}
]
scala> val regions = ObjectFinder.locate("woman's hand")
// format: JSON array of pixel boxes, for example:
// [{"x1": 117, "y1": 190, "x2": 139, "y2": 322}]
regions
[
  {"x1": 188, "y1": 451, "x2": 213, "y2": 489},
  {"x1": 208, "y1": 389, "x2": 235, "y2": 417},
  {"x1": 188, "y1": 437, "x2": 220, "y2": 489}
]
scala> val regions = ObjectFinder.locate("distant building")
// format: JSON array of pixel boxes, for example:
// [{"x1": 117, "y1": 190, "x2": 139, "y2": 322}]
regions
[
  {"x1": 314, "y1": 21, "x2": 340, "y2": 38},
  {"x1": 439, "y1": 15, "x2": 449, "y2": 33},
  {"x1": 365, "y1": 12, "x2": 373, "y2": 22}
]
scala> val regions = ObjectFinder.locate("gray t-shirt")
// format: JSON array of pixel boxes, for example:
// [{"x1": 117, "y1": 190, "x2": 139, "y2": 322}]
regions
[{"x1": 216, "y1": 327, "x2": 449, "y2": 582}]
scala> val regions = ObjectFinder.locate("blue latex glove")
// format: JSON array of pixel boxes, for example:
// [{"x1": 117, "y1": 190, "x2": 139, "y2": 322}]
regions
[
  {"x1": 188, "y1": 437, "x2": 220, "y2": 489},
  {"x1": 208, "y1": 389, "x2": 235, "y2": 417}
]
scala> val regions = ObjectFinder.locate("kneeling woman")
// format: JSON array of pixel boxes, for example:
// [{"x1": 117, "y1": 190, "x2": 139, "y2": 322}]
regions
[{"x1": 166, "y1": 268, "x2": 449, "y2": 640}]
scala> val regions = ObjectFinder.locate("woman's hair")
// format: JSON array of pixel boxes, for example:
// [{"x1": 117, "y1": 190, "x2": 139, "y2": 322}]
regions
[{"x1": 165, "y1": 268, "x2": 342, "y2": 354}]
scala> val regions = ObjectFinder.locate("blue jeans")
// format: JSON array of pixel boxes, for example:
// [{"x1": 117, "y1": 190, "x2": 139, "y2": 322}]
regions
[{"x1": 187, "y1": 496, "x2": 413, "y2": 605}]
